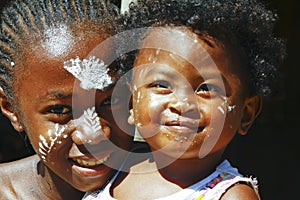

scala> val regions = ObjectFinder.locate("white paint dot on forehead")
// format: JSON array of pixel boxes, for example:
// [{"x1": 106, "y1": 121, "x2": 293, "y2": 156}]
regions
[
  {"x1": 42, "y1": 24, "x2": 72, "y2": 57},
  {"x1": 63, "y1": 56, "x2": 113, "y2": 90}
]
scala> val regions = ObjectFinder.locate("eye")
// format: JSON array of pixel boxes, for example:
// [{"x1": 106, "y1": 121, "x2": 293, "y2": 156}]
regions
[
  {"x1": 46, "y1": 105, "x2": 72, "y2": 115},
  {"x1": 149, "y1": 80, "x2": 171, "y2": 89},
  {"x1": 101, "y1": 96, "x2": 120, "y2": 106},
  {"x1": 148, "y1": 80, "x2": 172, "y2": 94},
  {"x1": 196, "y1": 83, "x2": 224, "y2": 97}
]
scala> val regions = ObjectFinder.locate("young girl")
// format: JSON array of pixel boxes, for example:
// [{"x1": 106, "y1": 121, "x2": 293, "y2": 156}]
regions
[
  {"x1": 0, "y1": 0, "x2": 134, "y2": 199},
  {"x1": 83, "y1": 0, "x2": 286, "y2": 199}
]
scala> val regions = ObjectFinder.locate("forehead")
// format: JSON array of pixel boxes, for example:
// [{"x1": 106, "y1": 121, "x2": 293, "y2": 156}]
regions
[
  {"x1": 12, "y1": 22, "x2": 115, "y2": 93},
  {"x1": 19, "y1": 22, "x2": 114, "y2": 67},
  {"x1": 141, "y1": 27, "x2": 216, "y2": 53},
  {"x1": 135, "y1": 26, "x2": 248, "y2": 80}
]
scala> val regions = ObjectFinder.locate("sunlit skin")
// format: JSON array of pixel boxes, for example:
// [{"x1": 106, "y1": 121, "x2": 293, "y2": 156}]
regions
[
  {"x1": 2, "y1": 22, "x2": 133, "y2": 195},
  {"x1": 121, "y1": 27, "x2": 260, "y2": 199},
  {"x1": 131, "y1": 27, "x2": 250, "y2": 161}
]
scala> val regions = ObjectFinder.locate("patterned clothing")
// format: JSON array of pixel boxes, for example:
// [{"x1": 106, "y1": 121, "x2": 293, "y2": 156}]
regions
[{"x1": 82, "y1": 160, "x2": 260, "y2": 200}]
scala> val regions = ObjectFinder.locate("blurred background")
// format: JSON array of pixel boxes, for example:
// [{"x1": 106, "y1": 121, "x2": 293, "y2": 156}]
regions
[{"x1": 0, "y1": 0, "x2": 299, "y2": 199}]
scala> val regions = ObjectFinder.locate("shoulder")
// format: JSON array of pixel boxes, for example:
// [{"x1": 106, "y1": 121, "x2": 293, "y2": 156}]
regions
[
  {"x1": 202, "y1": 175, "x2": 260, "y2": 200},
  {"x1": 0, "y1": 155, "x2": 39, "y2": 199},
  {"x1": 0, "y1": 154, "x2": 37, "y2": 175},
  {"x1": 221, "y1": 182, "x2": 260, "y2": 200}
]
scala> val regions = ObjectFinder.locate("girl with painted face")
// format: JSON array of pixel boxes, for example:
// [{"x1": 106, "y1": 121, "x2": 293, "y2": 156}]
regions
[
  {"x1": 83, "y1": 0, "x2": 286, "y2": 199},
  {"x1": 0, "y1": 0, "x2": 134, "y2": 199}
]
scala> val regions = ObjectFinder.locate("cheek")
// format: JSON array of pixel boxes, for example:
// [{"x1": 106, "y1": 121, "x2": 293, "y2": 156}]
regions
[
  {"x1": 133, "y1": 92, "x2": 165, "y2": 124},
  {"x1": 110, "y1": 128, "x2": 132, "y2": 151},
  {"x1": 20, "y1": 118, "x2": 45, "y2": 152},
  {"x1": 36, "y1": 124, "x2": 71, "y2": 163},
  {"x1": 201, "y1": 100, "x2": 232, "y2": 137},
  {"x1": 212, "y1": 102, "x2": 244, "y2": 145}
]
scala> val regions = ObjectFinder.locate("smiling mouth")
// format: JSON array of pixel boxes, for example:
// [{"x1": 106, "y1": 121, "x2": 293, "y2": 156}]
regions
[
  {"x1": 71, "y1": 154, "x2": 110, "y2": 167},
  {"x1": 163, "y1": 121, "x2": 204, "y2": 134}
]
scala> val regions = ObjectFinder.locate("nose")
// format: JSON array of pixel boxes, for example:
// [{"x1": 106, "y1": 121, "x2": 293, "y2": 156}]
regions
[
  {"x1": 70, "y1": 107, "x2": 111, "y2": 145},
  {"x1": 168, "y1": 93, "x2": 199, "y2": 119}
]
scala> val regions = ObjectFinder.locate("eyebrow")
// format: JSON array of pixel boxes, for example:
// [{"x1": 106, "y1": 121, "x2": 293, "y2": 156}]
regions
[{"x1": 41, "y1": 91, "x2": 73, "y2": 102}]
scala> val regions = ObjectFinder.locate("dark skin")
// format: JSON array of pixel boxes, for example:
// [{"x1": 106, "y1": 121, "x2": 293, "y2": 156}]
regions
[
  {"x1": 112, "y1": 27, "x2": 261, "y2": 199},
  {"x1": 0, "y1": 22, "x2": 133, "y2": 199}
]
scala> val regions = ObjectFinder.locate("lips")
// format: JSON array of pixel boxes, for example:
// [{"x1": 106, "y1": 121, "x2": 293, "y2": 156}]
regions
[
  {"x1": 72, "y1": 154, "x2": 110, "y2": 167},
  {"x1": 163, "y1": 118, "x2": 203, "y2": 134},
  {"x1": 68, "y1": 141, "x2": 114, "y2": 174},
  {"x1": 70, "y1": 153, "x2": 113, "y2": 178}
]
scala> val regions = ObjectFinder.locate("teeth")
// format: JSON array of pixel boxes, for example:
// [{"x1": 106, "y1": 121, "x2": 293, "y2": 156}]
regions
[{"x1": 72, "y1": 155, "x2": 110, "y2": 167}]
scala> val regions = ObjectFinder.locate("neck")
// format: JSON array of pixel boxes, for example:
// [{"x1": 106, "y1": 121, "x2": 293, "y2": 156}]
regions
[
  {"x1": 153, "y1": 151, "x2": 223, "y2": 188},
  {"x1": 34, "y1": 157, "x2": 84, "y2": 200}
]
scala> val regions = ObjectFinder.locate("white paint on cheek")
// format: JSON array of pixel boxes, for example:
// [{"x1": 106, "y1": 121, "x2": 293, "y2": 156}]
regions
[
  {"x1": 169, "y1": 53, "x2": 175, "y2": 60},
  {"x1": 174, "y1": 135, "x2": 188, "y2": 143},
  {"x1": 155, "y1": 48, "x2": 161, "y2": 55},
  {"x1": 132, "y1": 84, "x2": 137, "y2": 91},
  {"x1": 147, "y1": 54, "x2": 153, "y2": 62},
  {"x1": 227, "y1": 105, "x2": 236, "y2": 112},
  {"x1": 136, "y1": 91, "x2": 141, "y2": 103},
  {"x1": 63, "y1": 56, "x2": 113, "y2": 90},
  {"x1": 217, "y1": 106, "x2": 225, "y2": 114},
  {"x1": 217, "y1": 97, "x2": 236, "y2": 115},
  {"x1": 38, "y1": 124, "x2": 67, "y2": 162}
]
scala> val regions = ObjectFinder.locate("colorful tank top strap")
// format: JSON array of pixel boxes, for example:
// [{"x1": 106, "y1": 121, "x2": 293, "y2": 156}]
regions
[{"x1": 196, "y1": 176, "x2": 259, "y2": 200}]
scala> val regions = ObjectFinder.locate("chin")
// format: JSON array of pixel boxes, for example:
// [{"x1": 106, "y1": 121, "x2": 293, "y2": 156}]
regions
[{"x1": 71, "y1": 179, "x2": 107, "y2": 192}]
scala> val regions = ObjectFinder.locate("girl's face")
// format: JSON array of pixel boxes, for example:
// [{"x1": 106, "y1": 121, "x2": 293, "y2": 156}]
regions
[
  {"x1": 9, "y1": 26, "x2": 133, "y2": 191},
  {"x1": 130, "y1": 27, "x2": 253, "y2": 160}
]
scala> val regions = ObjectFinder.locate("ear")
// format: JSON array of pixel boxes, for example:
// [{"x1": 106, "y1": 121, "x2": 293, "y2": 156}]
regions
[
  {"x1": 127, "y1": 109, "x2": 135, "y2": 125},
  {"x1": 237, "y1": 95, "x2": 262, "y2": 135},
  {"x1": 0, "y1": 87, "x2": 24, "y2": 132}
]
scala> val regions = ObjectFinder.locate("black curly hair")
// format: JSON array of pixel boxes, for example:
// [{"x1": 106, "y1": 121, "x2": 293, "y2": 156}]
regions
[
  {"x1": 0, "y1": 0, "x2": 124, "y2": 100},
  {"x1": 122, "y1": 0, "x2": 286, "y2": 96}
]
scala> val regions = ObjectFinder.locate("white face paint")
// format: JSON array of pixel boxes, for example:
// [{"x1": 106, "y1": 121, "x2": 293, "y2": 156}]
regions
[
  {"x1": 217, "y1": 97, "x2": 236, "y2": 115},
  {"x1": 38, "y1": 107, "x2": 103, "y2": 162},
  {"x1": 63, "y1": 56, "x2": 113, "y2": 90},
  {"x1": 42, "y1": 24, "x2": 73, "y2": 57},
  {"x1": 72, "y1": 106, "x2": 104, "y2": 144},
  {"x1": 38, "y1": 123, "x2": 68, "y2": 162}
]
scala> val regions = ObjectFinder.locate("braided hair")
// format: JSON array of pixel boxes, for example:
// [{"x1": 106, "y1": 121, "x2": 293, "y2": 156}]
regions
[
  {"x1": 0, "y1": 0, "x2": 121, "y2": 100},
  {"x1": 123, "y1": 0, "x2": 287, "y2": 96}
]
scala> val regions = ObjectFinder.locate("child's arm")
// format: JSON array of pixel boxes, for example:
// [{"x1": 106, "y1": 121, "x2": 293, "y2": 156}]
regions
[
  {"x1": 221, "y1": 183, "x2": 260, "y2": 200},
  {"x1": 201, "y1": 176, "x2": 260, "y2": 200}
]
